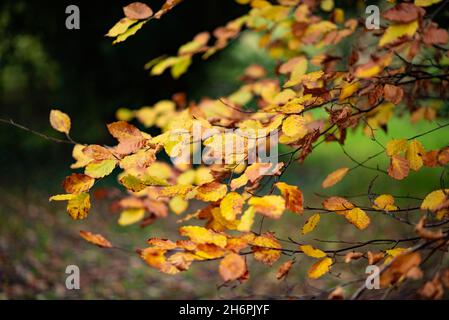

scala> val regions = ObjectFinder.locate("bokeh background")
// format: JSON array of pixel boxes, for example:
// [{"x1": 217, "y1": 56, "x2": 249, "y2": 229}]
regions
[{"x1": 1, "y1": 0, "x2": 448, "y2": 299}]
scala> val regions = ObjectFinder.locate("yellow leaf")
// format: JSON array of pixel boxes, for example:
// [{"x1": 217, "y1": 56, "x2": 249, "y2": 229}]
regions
[
  {"x1": 118, "y1": 208, "x2": 145, "y2": 226},
  {"x1": 275, "y1": 182, "x2": 303, "y2": 214},
  {"x1": 322, "y1": 167, "x2": 349, "y2": 188},
  {"x1": 71, "y1": 144, "x2": 92, "y2": 169},
  {"x1": 308, "y1": 257, "x2": 333, "y2": 279},
  {"x1": 79, "y1": 231, "x2": 112, "y2": 248},
  {"x1": 379, "y1": 20, "x2": 419, "y2": 47},
  {"x1": 406, "y1": 139, "x2": 425, "y2": 171},
  {"x1": 119, "y1": 174, "x2": 147, "y2": 192},
  {"x1": 281, "y1": 115, "x2": 308, "y2": 139},
  {"x1": 50, "y1": 109, "x2": 71, "y2": 134},
  {"x1": 339, "y1": 82, "x2": 359, "y2": 101},
  {"x1": 345, "y1": 207, "x2": 370, "y2": 230},
  {"x1": 248, "y1": 195, "x2": 286, "y2": 219},
  {"x1": 220, "y1": 192, "x2": 244, "y2": 221},
  {"x1": 421, "y1": 189, "x2": 449, "y2": 211},
  {"x1": 169, "y1": 196, "x2": 189, "y2": 215},
  {"x1": 159, "y1": 184, "x2": 194, "y2": 198},
  {"x1": 179, "y1": 226, "x2": 227, "y2": 248},
  {"x1": 219, "y1": 253, "x2": 247, "y2": 282},
  {"x1": 230, "y1": 174, "x2": 249, "y2": 191},
  {"x1": 113, "y1": 20, "x2": 146, "y2": 44},
  {"x1": 237, "y1": 206, "x2": 256, "y2": 232},
  {"x1": 301, "y1": 213, "x2": 320, "y2": 235},
  {"x1": 251, "y1": 233, "x2": 282, "y2": 266},
  {"x1": 415, "y1": 0, "x2": 442, "y2": 7},
  {"x1": 106, "y1": 18, "x2": 137, "y2": 37},
  {"x1": 373, "y1": 194, "x2": 398, "y2": 211},
  {"x1": 85, "y1": 159, "x2": 117, "y2": 178},
  {"x1": 386, "y1": 139, "x2": 408, "y2": 156},
  {"x1": 320, "y1": 0, "x2": 334, "y2": 12},
  {"x1": 300, "y1": 245, "x2": 327, "y2": 258},
  {"x1": 195, "y1": 182, "x2": 228, "y2": 202},
  {"x1": 50, "y1": 192, "x2": 90, "y2": 220}
]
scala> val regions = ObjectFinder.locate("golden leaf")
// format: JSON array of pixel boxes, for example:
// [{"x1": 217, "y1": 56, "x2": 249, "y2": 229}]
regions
[
  {"x1": 195, "y1": 182, "x2": 228, "y2": 202},
  {"x1": 85, "y1": 159, "x2": 117, "y2": 179},
  {"x1": 50, "y1": 193, "x2": 91, "y2": 220},
  {"x1": 118, "y1": 208, "x2": 145, "y2": 226},
  {"x1": 220, "y1": 192, "x2": 244, "y2": 221},
  {"x1": 62, "y1": 173, "x2": 95, "y2": 194},
  {"x1": 373, "y1": 194, "x2": 398, "y2": 211},
  {"x1": 179, "y1": 226, "x2": 227, "y2": 248},
  {"x1": 386, "y1": 139, "x2": 408, "y2": 156},
  {"x1": 248, "y1": 195, "x2": 286, "y2": 219},
  {"x1": 300, "y1": 245, "x2": 327, "y2": 258},
  {"x1": 275, "y1": 182, "x2": 303, "y2": 214},
  {"x1": 308, "y1": 257, "x2": 333, "y2": 279},
  {"x1": 219, "y1": 253, "x2": 247, "y2": 282},
  {"x1": 321, "y1": 167, "x2": 349, "y2": 188},
  {"x1": 276, "y1": 260, "x2": 295, "y2": 280},
  {"x1": 301, "y1": 213, "x2": 320, "y2": 235},
  {"x1": 251, "y1": 233, "x2": 281, "y2": 266},
  {"x1": 406, "y1": 139, "x2": 425, "y2": 171},
  {"x1": 50, "y1": 109, "x2": 71, "y2": 134},
  {"x1": 345, "y1": 207, "x2": 370, "y2": 230},
  {"x1": 79, "y1": 230, "x2": 112, "y2": 248},
  {"x1": 379, "y1": 20, "x2": 419, "y2": 47}
]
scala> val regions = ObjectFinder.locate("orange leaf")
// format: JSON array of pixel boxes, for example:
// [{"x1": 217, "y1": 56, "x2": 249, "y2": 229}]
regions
[
  {"x1": 321, "y1": 167, "x2": 349, "y2": 188},
  {"x1": 79, "y1": 230, "x2": 112, "y2": 248}
]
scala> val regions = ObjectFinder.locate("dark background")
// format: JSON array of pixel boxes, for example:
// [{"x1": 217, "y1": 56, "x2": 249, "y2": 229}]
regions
[{"x1": 0, "y1": 0, "x2": 246, "y2": 191}]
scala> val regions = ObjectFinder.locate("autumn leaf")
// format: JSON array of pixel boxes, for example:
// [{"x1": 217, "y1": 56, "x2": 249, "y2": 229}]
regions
[
  {"x1": 79, "y1": 230, "x2": 113, "y2": 248},
  {"x1": 248, "y1": 195, "x2": 286, "y2": 219},
  {"x1": 344, "y1": 207, "x2": 370, "y2": 230},
  {"x1": 85, "y1": 159, "x2": 117, "y2": 179},
  {"x1": 179, "y1": 226, "x2": 227, "y2": 248},
  {"x1": 123, "y1": 2, "x2": 153, "y2": 20},
  {"x1": 321, "y1": 167, "x2": 349, "y2": 188},
  {"x1": 301, "y1": 213, "x2": 320, "y2": 235},
  {"x1": 379, "y1": 20, "x2": 419, "y2": 47},
  {"x1": 373, "y1": 194, "x2": 398, "y2": 212},
  {"x1": 415, "y1": 217, "x2": 444, "y2": 240},
  {"x1": 380, "y1": 251, "x2": 421, "y2": 287},
  {"x1": 195, "y1": 182, "x2": 228, "y2": 202},
  {"x1": 383, "y1": 84, "x2": 404, "y2": 105},
  {"x1": 406, "y1": 139, "x2": 425, "y2": 171},
  {"x1": 50, "y1": 109, "x2": 71, "y2": 134},
  {"x1": 388, "y1": 155, "x2": 410, "y2": 180},
  {"x1": 308, "y1": 257, "x2": 332, "y2": 279},
  {"x1": 276, "y1": 260, "x2": 294, "y2": 280},
  {"x1": 63, "y1": 173, "x2": 95, "y2": 194},
  {"x1": 219, "y1": 253, "x2": 246, "y2": 282},
  {"x1": 275, "y1": 182, "x2": 303, "y2": 214},
  {"x1": 49, "y1": 193, "x2": 91, "y2": 220},
  {"x1": 220, "y1": 192, "x2": 244, "y2": 221},
  {"x1": 322, "y1": 196, "x2": 354, "y2": 212},
  {"x1": 251, "y1": 233, "x2": 281, "y2": 266},
  {"x1": 118, "y1": 208, "x2": 145, "y2": 226},
  {"x1": 383, "y1": 3, "x2": 425, "y2": 23},
  {"x1": 300, "y1": 245, "x2": 327, "y2": 258},
  {"x1": 415, "y1": 0, "x2": 442, "y2": 7},
  {"x1": 386, "y1": 139, "x2": 408, "y2": 156}
]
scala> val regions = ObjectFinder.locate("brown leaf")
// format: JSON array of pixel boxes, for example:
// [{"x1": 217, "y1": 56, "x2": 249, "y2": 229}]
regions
[
  {"x1": 344, "y1": 251, "x2": 364, "y2": 263},
  {"x1": 380, "y1": 251, "x2": 421, "y2": 287},
  {"x1": 123, "y1": 2, "x2": 153, "y2": 20},
  {"x1": 328, "y1": 286, "x2": 344, "y2": 300},
  {"x1": 415, "y1": 217, "x2": 445, "y2": 240},
  {"x1": 423, "y1": 24, "x2": 449, "y2": 45},
  {"x1": 419, "y1": 274, "x2": 444, "y2": 300},
  {"x1": 388, "y1": 155, "x2": 410, "y2": 180},
  {"x1": 383, "y1": 84, "x2": 404, "y2": 105},
  {"x1": 63, "y1": 173, "x2": 95, "y2": 194},
  {"x1": 367, "y1": 251, "x2": 385, "y2": 265},
  {"x1": 276, "y1": 260, "x2": 295, "y2": 280},
  {"x1": 383, "y1": 3, "x2": 425, "y2": 23}
]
